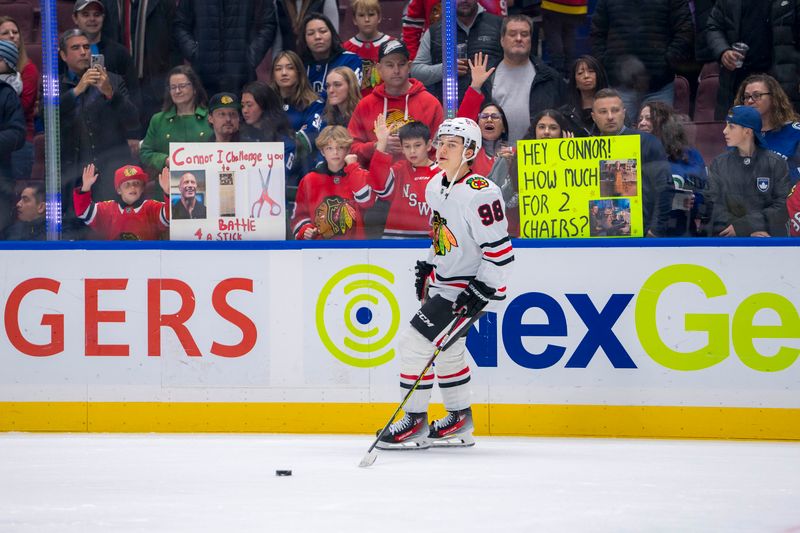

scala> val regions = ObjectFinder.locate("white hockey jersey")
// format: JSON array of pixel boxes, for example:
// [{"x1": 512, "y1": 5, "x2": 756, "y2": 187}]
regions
[{"x1": 424, "y1": 170, "x2": 514, "y2": 300}]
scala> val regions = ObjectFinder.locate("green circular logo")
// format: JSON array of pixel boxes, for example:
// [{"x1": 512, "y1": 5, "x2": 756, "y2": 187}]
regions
[{"x1": 316, "y1": 264, "x2": 401, "y2": 368}]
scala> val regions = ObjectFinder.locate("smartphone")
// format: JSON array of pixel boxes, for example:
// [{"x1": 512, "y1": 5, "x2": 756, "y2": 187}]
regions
[{"x1": 90, "y1": 54, "x2": 105, "y2": 69}]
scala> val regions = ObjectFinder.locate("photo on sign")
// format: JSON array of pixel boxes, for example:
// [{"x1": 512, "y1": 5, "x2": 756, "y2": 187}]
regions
[
  {"x1": 589, "y1": 198, "x2": 631, "y2": 237},
  {"x1": 218, "y1": 171, "x2": 236, "y2": 217},
  {"x1": 170, "y1": 169, "x2": 207, "y2": 220},
  {"x1": 599, "y1": 159, "x2": 638, "y2": 197}
]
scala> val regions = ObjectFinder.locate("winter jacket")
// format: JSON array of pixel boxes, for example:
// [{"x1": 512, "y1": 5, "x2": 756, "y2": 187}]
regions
[
  {"x1": 140, "y1": 106, "x2": 213, "y2": 171},
  {"x1": 0, "y1": 80, "x2": 25, "y2": 181},
  {"x1": 482, "y1": 56, "x2": 566, "y2": 128},
  {"x1": 174, "y1": 0, "x2": 277, "y2": 96},
  {"x1": 349, "y1": 78, "x2": 444, "y2": 165},
  {"x1": 590, "y1": 0, "x2": 694, "y2": 92},
  {"x1": 59, "y1": 70, "x2": 139, "y2": 204},
  {"x1": 425, "y1": 11, "x2": 504, "y2": 103},
  {"x1": 707, "y1": 147, "x2": 791, "y2": 236},
  {"x1": 706, "y1": 0, "x2": 800, "y2": 116}
]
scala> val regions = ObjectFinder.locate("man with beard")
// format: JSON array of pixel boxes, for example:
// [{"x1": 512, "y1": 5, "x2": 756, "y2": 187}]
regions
[{"x1": 172, "y1": 171, "x2": 206, "y2": 220}]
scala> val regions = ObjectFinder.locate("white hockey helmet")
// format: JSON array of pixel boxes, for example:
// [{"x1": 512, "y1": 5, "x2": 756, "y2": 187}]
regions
[{"x1": 436, "y1": 117, "x2": 482, "y2": 161}]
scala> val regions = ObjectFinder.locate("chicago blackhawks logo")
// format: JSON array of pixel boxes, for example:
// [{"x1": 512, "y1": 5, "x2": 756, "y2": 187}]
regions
[
  {"x1": 314, "y1": 196, "x2": 357, "y2": 238},
  {"x1": 466, "y1": 177, "x2": 489, "y2": 190},
  {"x1": 385, "y1": 108, "x2": 416, "y2": 133},
  {"x1": 432, "y1": 212, "x2": 457, "y2": 256}
]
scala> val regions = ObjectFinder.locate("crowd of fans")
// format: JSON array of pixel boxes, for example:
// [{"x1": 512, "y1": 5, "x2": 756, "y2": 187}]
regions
[{"x1": 0, "y1": 0, "x2": 798, "y2": 240}]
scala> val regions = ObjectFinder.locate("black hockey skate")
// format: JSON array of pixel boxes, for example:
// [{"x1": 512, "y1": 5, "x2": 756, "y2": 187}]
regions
[
  {"x1": 428, "y1": 407, "x2": 475, "y2": 447},
  {"x1": 375, "y1": 412, "x2": 431, "y2": 450}
]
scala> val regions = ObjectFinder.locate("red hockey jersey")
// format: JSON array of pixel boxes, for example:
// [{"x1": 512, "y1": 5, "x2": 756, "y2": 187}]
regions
[
  {"x1": 343, "y1": 34, "x2": 393, "y2": 96},
  {"x1": 291, "y1": 162, "x2": 375, "y2": 240},
  {"x1": 73, "y1": 189, "x2": 169, "y2": 240},
  {"x1": 788, "y1": 183, "x2": 800, "y2": 237},
  {"x1": 369, "y1": 149, "x2": 440, "y2": 238}
]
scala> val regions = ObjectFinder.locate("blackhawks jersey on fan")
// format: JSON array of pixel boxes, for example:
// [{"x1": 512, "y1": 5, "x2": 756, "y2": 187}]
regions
[
  {"x1": 423, "y1": 171, "x2": 514, "y2": 299},
  {"x1": 73, "y1": 189, "x2": 169, "y2": 240},
  {"x1": 291, "y1": 162, "x2": 374, "y2": 240},
  {"x1": 369, "y1": 149, "x2": 439, "y2": 238}
]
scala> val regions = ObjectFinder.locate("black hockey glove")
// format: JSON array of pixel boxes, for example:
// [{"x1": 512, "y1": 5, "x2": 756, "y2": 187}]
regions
[
  {"x1": 452, "y1": 279, "x2": 495, "y2": 318},
  {"x1": 414, "y1": 261, "x2": 434, "y2": 301}
]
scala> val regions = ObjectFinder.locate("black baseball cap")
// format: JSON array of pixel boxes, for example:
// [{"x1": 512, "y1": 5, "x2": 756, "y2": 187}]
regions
[{"x1": 379, "y1": 40, "x2": 410, "y2": 62}]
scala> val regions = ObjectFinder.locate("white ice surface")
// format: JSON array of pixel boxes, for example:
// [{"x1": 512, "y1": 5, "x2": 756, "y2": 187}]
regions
[{"x1": 1, "y1": 434, "x2": 799, "y2": 532}]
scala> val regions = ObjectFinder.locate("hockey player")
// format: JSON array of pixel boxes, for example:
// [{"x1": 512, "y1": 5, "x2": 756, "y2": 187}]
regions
[
  {"x1": 369, "y1": 116, "x2": 439, "y2": 238},
  {"x1": 74, "y1": 163, "x2": 170, "y2": 240},
  {"x1": 376, "y1": 117, "x2": 514, "y2": 449}
]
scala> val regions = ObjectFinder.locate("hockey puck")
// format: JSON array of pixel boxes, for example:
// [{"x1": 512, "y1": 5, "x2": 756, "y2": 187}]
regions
[{"x1": 275, "y1": 470, "x2": 292, "y2": 476}]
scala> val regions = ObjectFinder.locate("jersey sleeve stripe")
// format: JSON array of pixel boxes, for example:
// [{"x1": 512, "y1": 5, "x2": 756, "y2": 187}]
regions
[
  {"x1": 353, "y1": 185, "x2": 372, "y2": 204},
  {"x1": 292, "y1": 217, "x2": 312, "y2": 233},
  {"x1": 483, "y1": 255, "x2": 515, "y2": 266},
  {"x1": 374, "y1": 171, "x2": 395, "y2": 198},
  {"x1": 483, "y1": 245, "x2": 513, "y2": 258},
  {"x1": 480, "y1": 236, "x2": 511, "y2": 248},
  {"x1": 77, "y1": 202, "x2": 96, "y2": 223}
]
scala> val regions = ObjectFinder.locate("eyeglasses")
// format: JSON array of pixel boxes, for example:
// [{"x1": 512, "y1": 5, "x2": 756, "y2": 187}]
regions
[
  {"x1": 743, "y1": 92, "x2": 770, "y2": 102},
  {"x1": 478, "y1": 112, "x2": 501, "y2": 120},
  {"x1": 169, "y1": 82, "x2": 193, "y2": 92}
]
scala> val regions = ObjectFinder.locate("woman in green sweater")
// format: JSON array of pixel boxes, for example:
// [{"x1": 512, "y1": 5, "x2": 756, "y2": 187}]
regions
[{"x1": 140, "y1": 65, "x2": 212, "y2": 172}]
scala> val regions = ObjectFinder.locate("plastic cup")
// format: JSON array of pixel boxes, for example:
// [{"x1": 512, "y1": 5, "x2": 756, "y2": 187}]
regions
[{"x1": 732, "y1": 42, "x2": 749, "y2": 68}]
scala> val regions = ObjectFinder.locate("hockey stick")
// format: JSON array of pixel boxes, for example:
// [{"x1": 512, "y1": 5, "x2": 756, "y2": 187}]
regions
[{"x1": 358, "y1": 311, "x2": 467, "y2": 468}]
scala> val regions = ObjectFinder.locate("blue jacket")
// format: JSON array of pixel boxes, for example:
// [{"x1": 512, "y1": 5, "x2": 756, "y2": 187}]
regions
[
  {"x1": 0, "y1": 80, "x2": 25, "y2": 181},
  {"x1": 764, "y1": 122, "x2": 800, "y2": 184}
]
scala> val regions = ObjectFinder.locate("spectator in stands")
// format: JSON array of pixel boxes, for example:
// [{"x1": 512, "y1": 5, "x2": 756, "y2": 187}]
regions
[
  {"x1": 299, "y1": 14, "x2": 363, "y2": 100},
  {"x1": 403, "y1": 0, "x2": 508, "y2": 60},
  {"x1": 58, "y1": 29, "x2": 139, "y2": 237},
  {"x1": 273, "y1": 0, "x2": 339, "y2": 56},
  {"x1": 172, "y1": 171, "x2": 206, "y2": 220},
  {"x1": 5, "y1": 183, "x2": 46, "y2": 241},
  {"x1": 541, "y1": 0, "x2": 588, "y2": 77},
  {"x1": 638, "y1": 101, "x2": 709, "y2": 236},
  {"x1": 481, "y1": 15, "x2": 565, "y2": 144},
  {"x1": 560, "y1": 55, "x2": 609, "y2": 136},
  {"x1": 99, "y1": 0, "x2": 177, "y2": 128},
  {"x1": 707, "y1": 106, "x2": 791, "y2": 237},
  {"x1": 0, "y1": 54, "x2": 24, "y2": 236},
  {"x1": 409, "y1": 0, "x2": 503, "y2": 104},
  {"x1": 207, "y1": 93, "x2": 253, "y2": 143},
  {"x1": 734, "y1": 74, "x2": 800, "y2": 184},
  {"x1": 590, "y1": 0, "x2": 694, "y2": 121},
  {"x1": 343, "y1": 0, "x2": 393, "y2": 96},
  {"x1": 241, "y1": 80, "x2": 298, "y2": 178},
  {"x1": 270, "y1": 50, "x2": 326, "y2": 200},
  {"x1": 705, "y1": 0, "x2": 800, "y2": 119},
  {"x1": 788, "y1": 183, "x2": 800, "y2": 236},
  {"x1": 75, "y1": 163, "x2": 170, "y2": 239},
  {"x1": 140, "y1": 65, "x2": 212, "y2": 176},
  {"x1": 0, "y1": 17, "x2": 38, "y2": 181},
  {"x1": 529, "y1": 108, "x2": 574, "y2": 139},
  {"x1": 291, "y1": 125, "x2": 374, "y2": 240},
  {"x1": 349, "y1": 40, "x2": 443, "y2": 166},
  {"x1": 72, "y1": 0, "x2": 141, "y2": 156},
  {"x1": 174, "y1": 0, "x2": 276, "y2": 96},
  {"x1": 323, "y1": 66, "x2": 361, "y2": 127},
  {"x1": 369, "y1": 117, "x2": 439, "y2": 238},
  {"x1": 591, "y1": 88, "x2": 674, "y2": 236}
]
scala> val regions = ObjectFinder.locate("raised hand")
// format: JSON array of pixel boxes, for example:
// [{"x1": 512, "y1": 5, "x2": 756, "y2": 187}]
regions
[
  {"x1": 81, "y1": 164, "x2": 99, "y2": 192},
  {"x1": 374, "y1": 114, "x2": 391, "y2": 153},
  {"x1": 344, "y1": 154, "x2": 358, "y2": 166},
  {"x1": 158, "y1": 167, "x2": 170, "y2": 194},
  {"x1": 469, "y1": 52, "x2": 496, "y2": 91}
]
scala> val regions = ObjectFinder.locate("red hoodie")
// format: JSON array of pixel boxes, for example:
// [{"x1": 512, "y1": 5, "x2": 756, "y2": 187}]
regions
[{"x1": 349, "y1": 78, "x2": 444, "y2": 166}]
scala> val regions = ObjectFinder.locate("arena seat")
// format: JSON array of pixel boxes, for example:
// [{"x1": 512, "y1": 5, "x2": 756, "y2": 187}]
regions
[
  {"x1": 25, "y1": 43, "x2": 41, "y2": 73},
  {"x1": 694, "y1": 62, "x2": 720, "y2": 122},
  {"x1": 0, "y1": 2, "x2": 36, "y2": 43},
  {"x1": 673, "y1": 75, "x2": 690, "y2": 117},
  {"x1": 684, "y1": 121, "x2": 726, "y2": 165}
]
